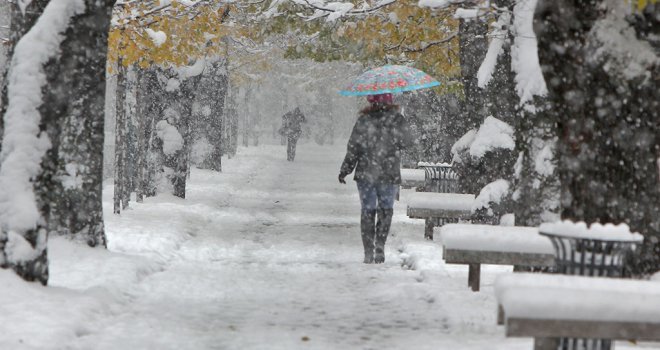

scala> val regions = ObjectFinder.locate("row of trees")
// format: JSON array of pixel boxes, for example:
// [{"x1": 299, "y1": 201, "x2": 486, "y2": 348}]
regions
[
  {"x1": 0, "y1": 0, "x2": 250, "y2": 284},
  {"x1": 0, "y1": 0, "x2": 356, "y2": 284}
]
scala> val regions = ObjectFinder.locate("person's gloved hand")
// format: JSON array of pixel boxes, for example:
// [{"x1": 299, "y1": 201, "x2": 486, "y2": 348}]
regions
[{"x1": 338, "y1": 174, "x2": 346, "y2": 184}]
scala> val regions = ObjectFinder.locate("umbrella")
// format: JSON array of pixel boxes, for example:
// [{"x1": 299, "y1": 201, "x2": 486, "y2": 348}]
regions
[{"x1": 339, "y1": 65, "x2": 440, "y2": 96}]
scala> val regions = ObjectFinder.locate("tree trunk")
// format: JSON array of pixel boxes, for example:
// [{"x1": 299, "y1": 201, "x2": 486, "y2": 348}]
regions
[
  {"x1": 113, "y1": 62, "x2": 127, "y2": 214},
  {"x1": 452, "y1": 12, "x2": 489, "y2": 196},
  {"x1": 194, "y1": 58, "x2": 228, "y2": 171},
  {"x1": 158, "y1": 66, "x2": 203, "y2": 199},
  {"x1": 136, "y1": 67, "x2": 164, "y2": 199},
  {"x1": 41, "y1": 0, "x2": 114, "y2": 247},
  {"x1": 1, "y1": 0, "x2": 114, "y2": 284},
  {"x1": 122, "y1": 65, "x2": 138, "y2": 208},
  {"x1": 135, "y1": 68, "x2": 146, "y2": 203},
  {"x1": 457, "y1": 13, "x2": 488, "y2": 135},
  {"x1": 536, "y1": 0, "x2": 660, "y2": 274}
]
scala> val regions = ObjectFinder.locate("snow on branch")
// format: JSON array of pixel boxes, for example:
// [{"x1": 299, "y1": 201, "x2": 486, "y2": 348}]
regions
[
  {"x1": 590, "y1": 1, "x2": 659, "y2": 83},
  {"x1": 453, "y1": 7, "x2": 480, "y2": 19},
  {"x1": 477, "y1": 11, "x2": 510, "y2": 88},
  {"x1": 177, "y1": 58, "x2": 206, "y2": 79},
  {"x1": 145, "y1": 28, "x2": 167, "y2": 46},
  {"x1": 266, "y1": 0, "x2": 396, "y2": 21},
  {"x1": 112, "y1": 0, "x2": 214, "y2": 29},
  {"x1": 156, "y1": 120, "x2": 184, "y2": 155},
  {"x1": 451, "y1": 128, "x2": 476, "y2": 163},
  {"x1": 386, "y1": 32, "x2": 458, "y2": 52},
  {"x1": 469, "y1": 116, "x2": 515, "y2": 159},
  {"x1": 418, "y1": 0, "x2": 464, "y2": 9},
  {"x1": 534, "y1": 141, "x2": 555, "y2": 177},
  {"x1": 0, "y1": 0, "x2": 85, "y2": 233},
  {"x1": 511, "y1": 0, "x2": 547, "y2": 103},
  {"x1": 472, "y1": 179, "x2": 510, "y2": 213}
]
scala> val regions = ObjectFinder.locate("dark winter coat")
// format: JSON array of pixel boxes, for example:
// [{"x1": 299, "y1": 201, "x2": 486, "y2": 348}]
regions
[
  {"x1": 340, "y1": 106, "x2": 413, "y2": 184},
  {"x1": 279, "y1": 107, "x2": 306, "y2": 139}
]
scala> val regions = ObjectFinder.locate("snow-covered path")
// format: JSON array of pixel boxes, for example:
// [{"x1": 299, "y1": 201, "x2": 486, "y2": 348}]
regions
[
  {"x1": 3, "y1": 142, "x2": 551, "y2": 349},
  {"x1": 3, "y1": 142, "x2": 653, "y2": 349}
]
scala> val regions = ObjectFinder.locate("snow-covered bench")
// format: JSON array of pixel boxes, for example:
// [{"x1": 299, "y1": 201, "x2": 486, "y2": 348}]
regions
[
  {"x1": 406, "y1": 192, "x2": 474, "y2": 240},
  {"x1": 495, "y1": 273, "x2": 660, "y2": 349},
  {"x1": 439, "y1": 224, "x2": 555, "y2": 292},
  {"x1": 400, "y1": 168, "x2": 426, "y2": 189}
]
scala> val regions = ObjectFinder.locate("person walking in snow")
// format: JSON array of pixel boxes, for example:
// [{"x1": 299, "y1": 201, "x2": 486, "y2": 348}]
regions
[
  {"x1": 338, "y1": 93, "x2": 413, "y2": 264},
  {"x1": 278, "y1": 107, "x2": 306, "y2": 161}
]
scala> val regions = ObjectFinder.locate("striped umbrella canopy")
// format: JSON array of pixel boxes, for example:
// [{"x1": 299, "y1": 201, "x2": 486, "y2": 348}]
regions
[{"x1": 339, "y1": 65, "x2": 440, "y2": 96}]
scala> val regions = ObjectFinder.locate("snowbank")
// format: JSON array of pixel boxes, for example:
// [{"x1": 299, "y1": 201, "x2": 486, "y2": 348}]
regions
[{"x1": 0, "y1": 267, "x2": 118, "y2": 349}]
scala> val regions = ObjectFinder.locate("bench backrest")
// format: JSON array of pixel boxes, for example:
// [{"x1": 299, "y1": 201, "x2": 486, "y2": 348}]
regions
[{"x1": 418, "y1": 164, "x2": 459, "y2": 193}]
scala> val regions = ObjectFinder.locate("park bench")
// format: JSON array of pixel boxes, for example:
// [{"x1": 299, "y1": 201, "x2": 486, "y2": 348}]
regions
[
  {"x1": 438, "y1": 224, "x2": 555, "y2": 292},
  {"x1": 495, "y1": 273, "x2": 660, "y2": 350},
  {"x1": 404, "y1": 163, "x2": 474, "y2": 239},
  {"x1": 406, "y1": 192, "x2": 474, "y2": 240}
]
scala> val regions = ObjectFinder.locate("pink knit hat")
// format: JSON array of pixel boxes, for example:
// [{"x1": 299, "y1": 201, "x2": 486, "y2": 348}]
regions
[{"x1": 366, "y1": 93, "x2": 393, "y2": 104}]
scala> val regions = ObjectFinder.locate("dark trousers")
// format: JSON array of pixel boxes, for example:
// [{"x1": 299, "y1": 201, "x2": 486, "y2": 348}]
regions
[{"x1": 287, "y1": 137, "x2": 298, "y2": 161}]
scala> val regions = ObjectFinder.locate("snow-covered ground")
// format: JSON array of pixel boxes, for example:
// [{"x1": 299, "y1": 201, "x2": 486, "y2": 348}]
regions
[{"x1": 1, "y1": 142, "x2": 657, "y2": 349}]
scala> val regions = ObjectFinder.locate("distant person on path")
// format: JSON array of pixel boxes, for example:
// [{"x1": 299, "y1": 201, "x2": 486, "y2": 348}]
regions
[
  {"x1": 338, "y1": 93, "x2": 413, "y2": 264},
  {"x1": 278, "y1": 107, "x2": 306, "y2": 161}
]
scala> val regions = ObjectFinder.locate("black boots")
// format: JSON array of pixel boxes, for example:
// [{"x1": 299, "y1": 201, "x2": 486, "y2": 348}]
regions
[
  {"x1": 361, "y1": 208, "x2": 394, "y2": 264},
  {"x1": 375, "y1": 208, "x2": 393, "y2": 264},
  {"x1": 360, "y1": 210, "x2": 376, "y2": 263}
]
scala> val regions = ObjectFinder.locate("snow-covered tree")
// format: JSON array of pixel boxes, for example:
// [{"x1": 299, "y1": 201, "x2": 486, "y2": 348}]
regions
[
  {"x1": 0, "y1": 0, "x2": 115, "y2": 284},
  {"x1": 536, "y1": 0, "x2": 659, "y2": 274},
  {"x1": 109, "y1": 1, "x2": 234, "y2": 204}
]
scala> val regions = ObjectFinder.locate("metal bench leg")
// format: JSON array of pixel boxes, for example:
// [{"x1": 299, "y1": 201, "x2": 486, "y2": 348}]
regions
[
  {"x1": 534, "y1": 338, "x2": 559, "y2": 350},
  {"x1": 496, "y1": 305, "x2": 504, "y2": 325},
  {"x1": 424, "y1": 219, "x2": 434, "y2": 240},
  {"x1": 468, "y1": 263, "x2": 480, "y2": 292}
]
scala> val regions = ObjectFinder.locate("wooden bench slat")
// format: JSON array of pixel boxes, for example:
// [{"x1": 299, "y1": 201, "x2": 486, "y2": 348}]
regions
[
  {"x1": 506, "y1": 317, "x2": 660, "y2": 341},
  {"x1": 407, "y1": 208, "x2": 473, "y2": 219},
  {"x1": 444, "y1": 249, "x2": 555, "y2": 267}
]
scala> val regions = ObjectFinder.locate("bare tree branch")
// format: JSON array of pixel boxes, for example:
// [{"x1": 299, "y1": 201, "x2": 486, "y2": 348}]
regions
[{"x1": 300, "y1": 0, "x2": 397, "y2": 17}]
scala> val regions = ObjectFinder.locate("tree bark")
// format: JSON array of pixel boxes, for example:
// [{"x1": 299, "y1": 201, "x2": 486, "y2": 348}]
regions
[
  {"x1": 1, "y1": 0, "x2": 114, "y2": 284},
  {"x1": 451, "y1": 10, "x2": 490, "y2": 199},
  {"x1": 136, "y1": 67, "x2": 164, "y2": 199},
  {"x1": 193, "y1": 58, "x2": 228, "y2": 171},
  {"x1": 41, "y1": 0, "x2": 114, "y2": 248},
  {"x1": 113, "y1": 62, "x2": 127, "y2": 214}
]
